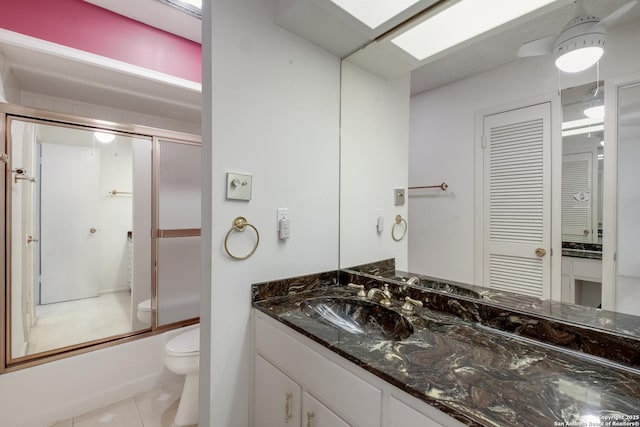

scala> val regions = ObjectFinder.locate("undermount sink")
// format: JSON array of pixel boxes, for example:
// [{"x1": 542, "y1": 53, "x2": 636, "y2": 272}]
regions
[{"x1": 300, "y1": 297, "x2": 413, "y2": 340}]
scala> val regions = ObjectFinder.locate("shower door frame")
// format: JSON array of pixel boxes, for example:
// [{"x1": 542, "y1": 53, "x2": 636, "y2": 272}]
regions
[{"x1": 0, "y1": 103, "x2": 201, "y2": 373}]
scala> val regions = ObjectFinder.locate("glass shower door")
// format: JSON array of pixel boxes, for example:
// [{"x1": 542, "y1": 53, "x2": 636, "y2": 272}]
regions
[{"x1": 156, "y1": 138, "x2": 201, "y2": 326}]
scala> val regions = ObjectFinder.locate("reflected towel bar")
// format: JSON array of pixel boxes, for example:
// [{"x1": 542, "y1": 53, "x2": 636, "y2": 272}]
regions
[
  {"x1": 109, "y1": 189, "x2": 133, "y2": 196},
  {"x1": 408, "y1": 182, "x2": 448, "y2": 191}
]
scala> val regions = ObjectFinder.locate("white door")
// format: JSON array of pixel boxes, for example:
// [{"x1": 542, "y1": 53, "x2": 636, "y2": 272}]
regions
[
  {"x1": 254, "y1": 355, "x2": 301, "y2": 427},
  {"x1": 40, "y1": 143, "x2": 101, "y2": 304},
  {"x1": 483, "y1": 103, "x2": 552, "y2": 298},
  {"x1": 562, "y1": 152, "x2": 594, "y2": 242}
]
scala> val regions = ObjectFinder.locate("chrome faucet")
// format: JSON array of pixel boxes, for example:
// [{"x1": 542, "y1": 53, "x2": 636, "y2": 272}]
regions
[
  {"x1": 367, "y1": 286, "x2": 392, "y2": 306},
  {"x1": 406, "y1": 276, "x2": 420, "y2": 286},
  {"x1": 401, "y1": 296, "x2": 423, "y2": 313}
]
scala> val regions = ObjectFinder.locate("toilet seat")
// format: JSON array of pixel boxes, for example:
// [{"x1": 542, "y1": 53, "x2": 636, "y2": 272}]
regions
[
  {"x1": 166, "y1": 327, "x2": 199, "y2": 357},
  {"x1": 137, "y1": 299, "x2": 151, "y2": 312}
]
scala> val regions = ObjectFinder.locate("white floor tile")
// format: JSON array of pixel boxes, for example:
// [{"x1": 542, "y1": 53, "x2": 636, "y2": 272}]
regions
[
  {"x1": 73, "y1": 397, "x2": 143, "y2": 427},
  {"x1": 28, "y1": 292, "x2": 133, "y2": 355}
]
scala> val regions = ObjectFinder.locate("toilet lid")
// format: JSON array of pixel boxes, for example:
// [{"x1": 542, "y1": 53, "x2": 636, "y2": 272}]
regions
[
  {"x1": 166, "y1": 327, "x2": 200, "y2": 356},
  {"x1": 137, "y1": 299, "x2": 151, "y2": 312}
]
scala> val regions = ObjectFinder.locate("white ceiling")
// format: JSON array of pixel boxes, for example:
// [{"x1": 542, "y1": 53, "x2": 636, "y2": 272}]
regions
[
  {"x1": 0, "y1": 0, "x2": 202, "y2": 125},
  {"x1": 84, "y1": 0, "x2": 202, "y2": 43},
  {"x1": 2, "y1": 0, "x2": 638, "y2": 122},
  {"x1": 273, "y1": 0, "x2": 640, "y2": 95}
]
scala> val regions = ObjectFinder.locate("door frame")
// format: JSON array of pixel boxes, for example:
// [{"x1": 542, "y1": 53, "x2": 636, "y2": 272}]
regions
[
  {"x1": 473, "y1": 92, "x2": 562, "y2": 301},
  {"x1": 602, "y1": 71, "x2": 640, "y2": 311}
]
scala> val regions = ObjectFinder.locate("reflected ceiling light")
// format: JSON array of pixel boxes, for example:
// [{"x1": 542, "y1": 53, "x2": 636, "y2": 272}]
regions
[
  {"x1": 561, "y1": 117, "x2": 603, "y2": 130},
  {"x1": 94, "y1": 132, "x2": 115, "y2": 144},
  {"x1": 600, "y1": 140, "x2": 605, "y2": 146},
  {"x1": 561, "y1": 124, "x2": 604, "y2": 137},
  {"x1": 330, "y1": 0, "x2": 421, "y2": 29},
  {"x1": 391, "y1": 0, "x2": 556, "y2": 61},
  {"x1": 582, "y1": 84, "x2": 605, "y2": 119},
  {"x1": 519, "y1": 1, "x2": 638, "y2": 73}
]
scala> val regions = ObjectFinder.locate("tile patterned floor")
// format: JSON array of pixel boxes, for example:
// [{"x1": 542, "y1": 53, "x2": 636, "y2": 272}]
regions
[
  {"x1": 29, "y1": 292, "x2": 133, "y2": 355},
  {"x1": 49, "y1": 378, "x2": 196, "y2": 427}
]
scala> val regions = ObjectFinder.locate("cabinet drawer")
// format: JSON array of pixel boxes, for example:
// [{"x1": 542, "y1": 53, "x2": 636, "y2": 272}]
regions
[
  {"x1": 573, "y1": 259, "x2": 602, "y2": 281},
  {"x1": 255, "y1": 312, "x2": 381, "y2": 427}
]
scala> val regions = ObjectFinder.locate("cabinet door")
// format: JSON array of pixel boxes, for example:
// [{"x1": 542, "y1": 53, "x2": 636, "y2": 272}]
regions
[
  {"x1": 255, "y1": 355, "x2": 301, "y2": 427},
  {"x1": 388, "y1": 396, "x2": 442, "y2": 427},
  {"x1": 302, "y1": 392, "x2": 350, "y2": 427}
]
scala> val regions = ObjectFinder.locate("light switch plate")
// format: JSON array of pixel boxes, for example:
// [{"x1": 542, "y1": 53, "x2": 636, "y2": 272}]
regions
[
  {"x1": 394, "y1": 188, "x2": 405, "y2": 206},
  {"x1": 226, "y1": 172, "x2": 252, "y2": 201}
]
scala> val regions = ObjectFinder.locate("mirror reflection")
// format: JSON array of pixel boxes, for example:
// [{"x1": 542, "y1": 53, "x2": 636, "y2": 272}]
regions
[
  {"x1": 338, "y1": 0, "x2": 640, "y2": 330},
  {"x1": 9, "y1": 118, "x2": 152, "y2": 359},
  {"x1": 560, "y1": 81, "x2": 604, "y2": 309}
]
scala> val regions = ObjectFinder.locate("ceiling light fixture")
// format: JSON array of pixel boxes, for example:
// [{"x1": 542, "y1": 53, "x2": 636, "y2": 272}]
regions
[
  {"x1": 330, "y1": 0, "x2": 421, "y2": 29},
  {"x1": 561, "y1": 124, "x2": 604, "y2": 137},
  {"x1": 553, "y1": 15, "x2": 605, "y2": 73},
  {"x1": 391, "y1": 0, "x2": 557, "y2": 61},
  {"x1": 562, "y1": 117, "x2": 604, "y2": 130},
  {"x1": 582, "y1": 84, "x2": 605, "y2": 119},
  {"x1": 94, "y1": 132, "x2": 115, "y2": 144},
  {"x1": 519, "y1": 1, "x2": 638, "y2": 73}
]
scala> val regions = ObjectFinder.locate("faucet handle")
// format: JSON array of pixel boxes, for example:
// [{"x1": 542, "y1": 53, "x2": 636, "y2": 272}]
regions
[
  {"x1": 383, "y1": 283, "x2": 392, "y2": 299},
  {"x1": 401, "y1": 296, "x2": 423, "y2": 313},
  {"x1": 347, "y1": 283, "x2": 366, "y2": 298}
]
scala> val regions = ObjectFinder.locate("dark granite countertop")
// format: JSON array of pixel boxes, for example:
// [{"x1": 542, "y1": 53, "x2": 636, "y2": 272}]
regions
[
  {"x1": 562, "y1": 242, "x2": 603, "y2": 260},
  {"x1": 253, "y1": 276, "x2": 640, "y2": 427}
]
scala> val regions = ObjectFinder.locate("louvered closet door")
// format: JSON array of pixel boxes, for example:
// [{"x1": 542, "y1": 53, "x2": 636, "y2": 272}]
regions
[
  {"x1": 562, "y1": 152, "x2": 593, "y2": 242},
  {"x1": 483, "y1": 103, "x2": 551, "y2": 298}
]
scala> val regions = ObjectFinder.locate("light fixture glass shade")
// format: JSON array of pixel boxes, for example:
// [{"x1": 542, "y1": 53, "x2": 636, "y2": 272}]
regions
[
  {"x1": 583, "y1": 105, "x2": 605, "y2": 119},
  {"x1": 582, "y1": 83, "x2": 605, "y2": 119},
  {"x1": 554, "y1": 46, "x2": 604, "y2": 73},
  {"x1": 94, "y1": 132, "x2": 115, "y2": 143}
]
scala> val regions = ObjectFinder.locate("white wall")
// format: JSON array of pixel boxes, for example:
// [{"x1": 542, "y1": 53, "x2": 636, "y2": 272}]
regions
[
  {"x1": 21, "y1": 91, "x2": 200, "y2": 135},
  {"x1": 0, "y1": 51, "x2": 20, "y2": 103},
  {"x1": 203, "y1": 0, "x2": 341, "y2": 425},
  {"x1": 340, "y1": 61, "x2": 410, "y2": 270},
  {"x1": 408, "y1": 17, "x2": 640, "y2": 286},
  {"x1": 0, "y1": 328, "x2": 186, "y2": 427},
  {"x1": 98, "y1": 140, "x2": 133, "y2": 293}
]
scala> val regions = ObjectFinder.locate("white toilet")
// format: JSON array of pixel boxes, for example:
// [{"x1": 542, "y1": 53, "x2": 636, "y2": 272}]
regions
[
  {"x1": 136, "y1": 299, "x2": 152, "y2": 325},
  {"x1": 165, "y1": 325, "x2": 200, "y2": 426}
]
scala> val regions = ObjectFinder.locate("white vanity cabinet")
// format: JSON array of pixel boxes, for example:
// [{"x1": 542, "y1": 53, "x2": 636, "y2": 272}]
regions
[
  {"x1": 388, "y1": 396, "x2": 443, "y2": 427},
  {"x1": 303, "y1": 392, "x2": 350, "y2": 427},
  {"x1": 254, "y1": 354, "x2": 350, "y2": 427},
  {"x1": 252, "y1": 310, "x2": 465, "y2": 427},
  {"x1": 561, "y1": 256, "x2": 602, "y2": 307},
  {"x1": 255, "y1": 355, "x2": 301, "y2": 427}
]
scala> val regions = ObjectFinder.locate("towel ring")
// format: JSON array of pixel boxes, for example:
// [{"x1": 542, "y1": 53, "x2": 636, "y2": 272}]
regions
[
  {"x1": 392, "y1": 215, "x2": 407, "y2": 241},
  {"x1": 224, "y1": 217, "x2": 260, "y2": 260}
]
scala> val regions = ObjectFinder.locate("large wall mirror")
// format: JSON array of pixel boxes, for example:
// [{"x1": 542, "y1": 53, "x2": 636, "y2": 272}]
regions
[
  {"x1": 338, "y1": 0, "x2": 640, "y2": 337},
  {"x1": 560, "y1": 81, "x2": 605, "y2": 309},
  {"x1": 1, "y1": 104, "x2": 201, "y2": 371}
]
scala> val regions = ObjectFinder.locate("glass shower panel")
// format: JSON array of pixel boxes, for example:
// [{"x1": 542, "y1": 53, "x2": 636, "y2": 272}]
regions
[
  {"x1": 616, "y1": 82, "x2": 640, "y2": 316},
  {"x1": 157, "y1": 140, "x2": 201, "y2": 326}
]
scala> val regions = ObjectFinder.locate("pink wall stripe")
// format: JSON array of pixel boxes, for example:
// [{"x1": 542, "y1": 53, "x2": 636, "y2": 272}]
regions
[{"x1": 0, "y1": 0, "x2": 201, "y2": 83}]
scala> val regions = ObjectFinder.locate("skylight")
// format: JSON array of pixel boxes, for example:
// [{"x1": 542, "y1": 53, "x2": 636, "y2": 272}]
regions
[
  {"x1": 157, "y1": 0, "x2": 202, "y2": 19},
  {"x1": 330, "y1": 0, "x2": 422, "y2": 29},
  {"x1": 391, "y1": 0, "x2": 556, "y2": 61}
]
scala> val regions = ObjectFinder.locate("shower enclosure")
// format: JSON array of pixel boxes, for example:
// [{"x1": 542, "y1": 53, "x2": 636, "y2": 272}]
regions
[{"x1": 1, "y1": 104, "x2": 201, "y2": 371}]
